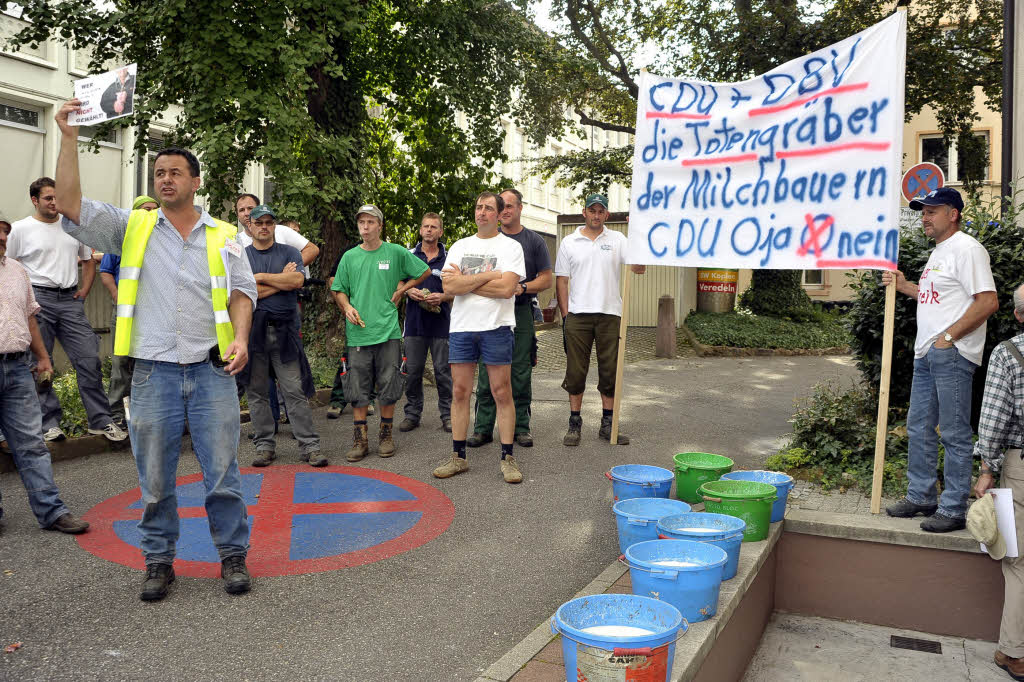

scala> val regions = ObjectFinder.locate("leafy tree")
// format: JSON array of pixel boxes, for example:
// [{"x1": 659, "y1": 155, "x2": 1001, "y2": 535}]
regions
[{"x1": 9, "y1": 0, "x2": 536, "y2": 283}]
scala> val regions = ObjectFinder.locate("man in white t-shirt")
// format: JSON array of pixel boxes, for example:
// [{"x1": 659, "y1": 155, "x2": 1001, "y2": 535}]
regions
[
  {"x1": 7, "y1": 177, "x2": 126, "y2": 443},
  {"x1": 554, "y1": 194, "x2": 644, "y2": 447},
  {"x1": 883, "y1": 187, "x2": 999, "y2": 532},
  {"x1": 432, "y1": 192, "x2": 525, "y2": 484}
]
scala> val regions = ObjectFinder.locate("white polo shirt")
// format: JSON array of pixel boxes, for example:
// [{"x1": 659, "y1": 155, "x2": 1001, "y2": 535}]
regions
[
  {"x1": 8, "y1": 216, "x2": 92, "y2": 288},
  {"x1": 554, "y1": 226, "x2": 628, "y2": 316}
]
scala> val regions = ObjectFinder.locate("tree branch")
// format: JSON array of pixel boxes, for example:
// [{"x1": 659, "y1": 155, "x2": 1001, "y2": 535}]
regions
[
  {"x1": 574, "y1": 107, "x2": 636, "y2": 135},
  {"x1": 565, "y1": 0, "x2": 638, "y2": 99},
  {"x1": 580, "y1": 0, "x2": 638, "y2": 99}
]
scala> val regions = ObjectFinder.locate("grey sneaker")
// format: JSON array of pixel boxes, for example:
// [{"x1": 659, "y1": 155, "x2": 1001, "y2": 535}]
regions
[
  {"x1": 43, "y1": 427, "x2": 66, "y2": 442},
  {"x1": 433, "y1": 454, "x2": 469, "y2": 479},
  {"x1": 307, "y1": 450, "x2": 328, "y2": 467},
  {"x1": 885, "y1": 498, "x2": 938, "y2": 518},
  {"x1": 89, "y1": 422, "x2": 128, "y2": 442},
  {"x1": 563, "y1": 416, "x2": 582, "y2": 447},
  {"x1": 501, "y1": 456, "x2": 523, "y2": 484}
]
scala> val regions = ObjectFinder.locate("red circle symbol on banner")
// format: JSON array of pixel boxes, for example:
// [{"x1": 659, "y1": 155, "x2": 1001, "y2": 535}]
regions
[{"x1": 76, "y1": 465, "x2": 455, "y2": 577}]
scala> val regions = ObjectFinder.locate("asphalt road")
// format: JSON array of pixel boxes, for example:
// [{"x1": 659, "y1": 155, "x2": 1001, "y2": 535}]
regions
[{"x1": 0, "y1": 354, "x2": 858, "y2": 681}]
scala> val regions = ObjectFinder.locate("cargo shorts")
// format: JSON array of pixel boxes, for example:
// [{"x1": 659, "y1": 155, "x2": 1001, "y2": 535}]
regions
[{"x1": 343, "y1": 338, "x2": 406, "y2": 407}]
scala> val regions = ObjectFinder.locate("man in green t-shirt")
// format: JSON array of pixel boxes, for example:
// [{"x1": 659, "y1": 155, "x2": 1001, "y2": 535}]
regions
[{"x1": 332, "y1": 204, "x2": 429, "y2": 460}]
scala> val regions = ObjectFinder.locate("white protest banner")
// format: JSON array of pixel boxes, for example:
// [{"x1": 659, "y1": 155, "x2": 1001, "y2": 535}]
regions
[
  {"x1": 68, "y1": 64, "x2": 138, "y2": 126},
  {"x1": 627, "y1": 13, "x2": 905, "y2": 271}
]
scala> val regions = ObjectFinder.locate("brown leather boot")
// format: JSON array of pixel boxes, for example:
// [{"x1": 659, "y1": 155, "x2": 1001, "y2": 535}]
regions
[
  {"x1": 378, "y1": 422, "x2": 395, "y2": 457},
  {"x1": 995, "y1": 650, "x2": 1024, "y2": 680},
  {"x1": 346, "y1": 423, "x2": 369, "y2": 462}
]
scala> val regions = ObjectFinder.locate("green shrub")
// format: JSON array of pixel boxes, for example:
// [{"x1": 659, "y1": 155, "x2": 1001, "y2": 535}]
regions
[
  {"x1": 765, "y1": 382, "x2": 911, "y2": 497},
  {"x1": 738, "y1": 270, "x2": 815, "y2": 320},
  {"x1": 54, "y1": 370, "x2": 89, "y2": 437},
  {"x1": 686, "y1": 310, "x2": 850, "y2": 349}
]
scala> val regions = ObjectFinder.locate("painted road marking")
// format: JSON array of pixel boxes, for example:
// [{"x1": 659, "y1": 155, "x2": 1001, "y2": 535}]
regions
[{"x1": 77, "y1": 465, "x2": 455, "y2": 577}]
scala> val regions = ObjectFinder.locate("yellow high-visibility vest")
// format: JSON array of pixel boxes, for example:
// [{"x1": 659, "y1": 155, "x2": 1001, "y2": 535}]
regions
[{"x1": 113, "y1": 208, "x2": 237, "y2": 358}]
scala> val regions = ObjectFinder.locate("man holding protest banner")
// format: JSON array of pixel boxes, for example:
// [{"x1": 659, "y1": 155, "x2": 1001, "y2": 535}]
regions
[
  {"x1": 555, "y1": 194, "x2": 644, "y2": 446},
  {"x1": 884, "y1": 187, "x2": 998, "y2": 532}
]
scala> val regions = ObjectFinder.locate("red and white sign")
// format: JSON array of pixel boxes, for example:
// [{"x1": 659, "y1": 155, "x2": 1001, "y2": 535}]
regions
[{"x1": 901, "y1": 162, "x2": 944, "y2": 204}]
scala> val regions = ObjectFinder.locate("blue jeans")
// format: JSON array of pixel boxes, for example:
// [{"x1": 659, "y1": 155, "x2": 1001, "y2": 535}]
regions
[
  {"x1": 906, "y1": 345, "x2": 977, "y2": 519},
  {"x1": 0, "y1": 353, "x2": 68, "y2": 527},
  {"x1": 129, "y1": 359, "x2": 249, "y2": 565}
]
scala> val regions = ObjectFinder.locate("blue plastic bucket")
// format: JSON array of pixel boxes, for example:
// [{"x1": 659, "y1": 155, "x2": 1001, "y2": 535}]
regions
[
  {"x1": 550, "y1": 593, "x2": 685, "y2": 682},
  {"x1": 613, "y1": 498, "x2": 692, "y2": 554},
  {"x1": 656, "y1": 512, "x2": 745, "y2": 580},
  {"x1": 624, "y1": 539, "x2": 728, "y2": 623},
  {"x1": 720, "y1": 470, "x2": 795, "y2": 522},
  {"x1": 606, "y1": 465, "x2": 674, "y2": 502}
]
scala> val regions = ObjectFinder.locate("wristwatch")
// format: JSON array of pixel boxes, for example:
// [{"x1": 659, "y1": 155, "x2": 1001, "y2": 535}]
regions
[{"x1": 943, "y1": 332, "x2": 954, "y2": 343}]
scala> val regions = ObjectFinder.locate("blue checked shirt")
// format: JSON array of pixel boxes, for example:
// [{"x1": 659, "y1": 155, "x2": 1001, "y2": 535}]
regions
[
  {"x1": 973, "y1": 333, "x2": 1024, "y2": 474},
  {"x1": 62, "y1": 199, "x2": 257, "y2": 364}
]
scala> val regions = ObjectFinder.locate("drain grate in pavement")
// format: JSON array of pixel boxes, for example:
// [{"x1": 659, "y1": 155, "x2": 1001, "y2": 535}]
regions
[{"x1": 890, "y1": 635, "x2": 942, "y2": 654}]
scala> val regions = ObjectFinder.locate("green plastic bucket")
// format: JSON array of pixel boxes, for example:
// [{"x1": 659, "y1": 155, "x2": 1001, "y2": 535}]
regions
[
  {"x1": 673, "y1": 452, "x2": 734, "y2": 504},
  {"x1": 698, "y1": 480, "x2": 777, "y2": 542}
]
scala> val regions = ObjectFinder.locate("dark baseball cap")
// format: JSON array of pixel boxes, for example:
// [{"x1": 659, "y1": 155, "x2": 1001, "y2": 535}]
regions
[
  {"x1": 250, "y1": 204, "x2": 277, "y2": 221},
  {"x1": 585, "y1": 193, "x2": 608, "y2": 209},
  {"x1": 909, "y1": 187, "x2": 964, "y2": 212}
]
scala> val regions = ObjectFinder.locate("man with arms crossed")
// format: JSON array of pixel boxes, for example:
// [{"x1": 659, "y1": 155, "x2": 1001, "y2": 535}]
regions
[
  {"x1": 884, "y1": 187, "x2": 998, "y2": 532},
  {"x1": 468, "y1": 188, "x2": 551, "y2": 449},
  {"x1": 54, "y1": 99, "x2": 258, "y2": 601},
  {"x1": 332, "y1": 205, "x2": 429, "y2": 461},
  {"x1": 555, "y1": 194, "x2": 644, "y2": 446},
  {"x1": 433, "y1": 192, "x2": 525, "y2": 483}
]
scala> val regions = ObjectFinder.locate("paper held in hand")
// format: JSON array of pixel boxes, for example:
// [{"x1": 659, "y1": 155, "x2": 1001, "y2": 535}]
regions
[
  {"x1": 68, "y1": 63, "x2": 138, "y2": 126},
  {"x1": 982, "y1": 488, "x2": 1019, "y2": 558}
]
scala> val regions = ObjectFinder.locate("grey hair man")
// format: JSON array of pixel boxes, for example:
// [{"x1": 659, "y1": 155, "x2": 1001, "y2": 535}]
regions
[{"x1": 972, "y1": 283, "x2": 1024, "y2": 678}]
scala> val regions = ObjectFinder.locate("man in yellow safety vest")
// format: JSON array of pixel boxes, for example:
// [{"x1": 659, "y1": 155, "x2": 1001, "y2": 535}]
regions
[{"x1": 53, "y1": 98, "x2": 258, "y2": 603}]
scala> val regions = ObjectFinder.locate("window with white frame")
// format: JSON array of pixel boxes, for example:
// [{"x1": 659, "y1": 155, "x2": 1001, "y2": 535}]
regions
[
  {"x1": 78, "y1": 124, "x2": 120, "y2": 146},
  {"x1": 920, "y1": 131, "x2": 990, "y2": 183},
  {"x1": 802, "y1": 270, "x2": 824, "y2": 286},
  {"x1": 0, "y1": 99, "x2": 43, "y2": 132},
  {"x1": 136, "y1": 133, "x2": 165, "y2": 198}
]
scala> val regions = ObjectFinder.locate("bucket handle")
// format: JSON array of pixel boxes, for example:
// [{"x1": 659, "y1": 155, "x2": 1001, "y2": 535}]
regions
[
  {"x1": 551, "y1": 617, "x2": 691, "y2": 650},
  {"x1": 605, "y1": 471, "x2": 614, "y2": 481},
  {"x1": 617, "y1": 554, "x2": 679, "y2": 579},
  {"x1": 702, "y1": 495, "x2": 723, "y2": 503}
]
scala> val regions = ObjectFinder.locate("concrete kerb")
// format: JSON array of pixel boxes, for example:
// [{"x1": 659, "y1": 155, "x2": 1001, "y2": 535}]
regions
[
  {"x1": 0, "y1": 387, "x2": 332, "y2": 474},
  {"x1": 475, "y1": 561, "x2": 629, "y2": 682},
  {"x1": 783, "y1": 507, "x2": 982, "y2": 554}
]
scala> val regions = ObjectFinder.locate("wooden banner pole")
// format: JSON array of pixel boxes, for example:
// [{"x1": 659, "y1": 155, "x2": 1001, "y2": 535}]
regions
[
  {"x1": 610, "y1": 266, "x2": 633, "y2": 445},
  {"x1": 870, "y1": 279, "x2": 897, "y2": 513}
]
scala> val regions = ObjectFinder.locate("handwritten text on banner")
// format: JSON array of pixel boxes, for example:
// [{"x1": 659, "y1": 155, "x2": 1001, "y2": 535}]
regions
[{"x1": 627, "y1": 13, "x2": 905, "y2": 271}]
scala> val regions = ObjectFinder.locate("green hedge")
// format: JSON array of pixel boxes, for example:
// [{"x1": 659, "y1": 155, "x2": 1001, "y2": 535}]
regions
[{"x1": 686, "y1": 310, "x2": 850, "y2": 349}]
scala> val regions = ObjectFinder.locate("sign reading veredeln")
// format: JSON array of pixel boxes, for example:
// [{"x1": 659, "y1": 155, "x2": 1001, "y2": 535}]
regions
[
  {"x1": 68, "y1": 63, "x2": 138, "y2": 126},
  {"x1": 627, "y1": 13, "x2": 905, "y2": 272}
]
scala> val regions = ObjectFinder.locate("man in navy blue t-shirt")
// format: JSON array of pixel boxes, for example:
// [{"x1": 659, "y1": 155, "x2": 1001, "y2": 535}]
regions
[
  {"x1": 243, "y1": 205, "x2": 323, "y2": 467},
  {"x1": 399, "y1": 212, "x2": 454, "y2": 432}
]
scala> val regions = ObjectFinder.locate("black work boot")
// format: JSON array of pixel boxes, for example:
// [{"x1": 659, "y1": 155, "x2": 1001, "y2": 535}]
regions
[
  {"x1": 885, "y1": 498, "x2": 938, "y2": 518},
  {"x1": 221, "y1": 555, "x2": 251, "y2": 595},
  {"x1": 599, "y1": 415, "x2": 630, "y2": 444},
  {"x1": 140, "y1": 564, "x2": 175, "y2": 602},
  {"x1": 920, "y1": 512, "x2": 966, "y2": 533},
  {"x1": 466, "y1": 432, "x2": 493, "y2": 447},
  {"x1": 563, "y1": 415, "x2": 583, "y2": 447}
]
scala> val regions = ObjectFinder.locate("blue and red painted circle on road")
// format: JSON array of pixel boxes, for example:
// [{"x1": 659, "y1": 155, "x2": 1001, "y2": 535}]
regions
[{"x1": 76, "y1": 465, "x2": 455, "y2": 577}]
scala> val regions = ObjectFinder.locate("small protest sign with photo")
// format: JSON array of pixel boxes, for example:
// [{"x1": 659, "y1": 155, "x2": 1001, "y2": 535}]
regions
[{"x1": 68, "y1": 64, "x2": 137, "y2": 126}]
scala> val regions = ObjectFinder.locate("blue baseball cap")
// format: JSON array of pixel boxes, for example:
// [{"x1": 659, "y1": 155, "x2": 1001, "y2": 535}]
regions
[{"x1": 909, "y1": 187, "x2": 964, "y2": 212}]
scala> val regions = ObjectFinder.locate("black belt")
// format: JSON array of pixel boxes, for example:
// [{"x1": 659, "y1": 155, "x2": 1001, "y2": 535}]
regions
[
  {"x1": 0, "y1": 351, "x2": 27, "y2": 362},
  {"x1": 32, "y1": 285, "x2": 77, "y2": 294}
]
